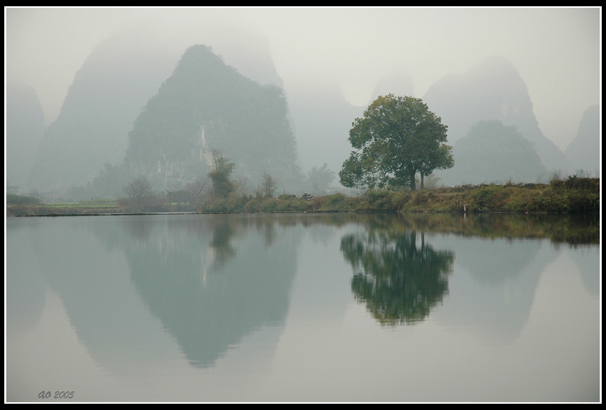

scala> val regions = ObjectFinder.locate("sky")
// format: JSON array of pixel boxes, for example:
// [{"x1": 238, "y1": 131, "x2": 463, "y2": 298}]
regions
[{"x1": 4, "y1": 6, "x2": 601, "y2": 152}]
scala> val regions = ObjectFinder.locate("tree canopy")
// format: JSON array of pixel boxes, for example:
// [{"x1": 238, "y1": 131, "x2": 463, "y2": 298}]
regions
[{"x1": 339, "y1": 94, "x2": 453, "y2": 190}]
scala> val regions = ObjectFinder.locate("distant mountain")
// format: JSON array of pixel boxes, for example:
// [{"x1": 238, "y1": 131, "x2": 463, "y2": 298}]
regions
[
  {"x1": 6, "y1": 78, "x2": 46, "y2": 192},
  {"x1": 564, "y1": 105, "x2": 600, "y2": 175},
  {"x1": 124, "y1": 44, "x2": 301, "y2": 191},
  {"x1": 288, "y1": 69, "x2": 414, "y2": 179},
  {"x1": 368, "y1": 68, "x2": 415, "y2": 104},
  {"x1": 27, "y1": 32, "x2": 177, "y2": 192},
  {"x1": 285, "y1": 78, "x2": 364, "y2": 177},
  {"x1": 423, "y1": 56, "x2": 574, "y2": 173},
  {"x1": 435, "y1": 120, "x2": 548, "y2": 186}
]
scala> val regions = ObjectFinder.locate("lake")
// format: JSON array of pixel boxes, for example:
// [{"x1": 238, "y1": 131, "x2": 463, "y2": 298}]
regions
[{"x1": 5, "y1": 212, "x2": 600, "y2": 402}]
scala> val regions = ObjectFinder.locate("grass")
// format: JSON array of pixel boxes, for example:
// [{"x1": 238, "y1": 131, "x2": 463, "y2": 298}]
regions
[
  {"x1": 199, "y1": 177, "x2": 599, "y2": 215},
  {"x1": 7, "y1": 176, "x2": 599, "y2": 217}
]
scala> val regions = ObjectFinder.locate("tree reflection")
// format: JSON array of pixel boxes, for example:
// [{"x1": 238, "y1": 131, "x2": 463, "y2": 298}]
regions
[{"x1": 341, "y1": 229, "x2": 454, "y2": 326}]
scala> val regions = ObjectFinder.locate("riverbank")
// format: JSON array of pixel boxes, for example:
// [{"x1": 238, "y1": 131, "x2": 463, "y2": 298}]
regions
[
  {"x1": 199, "y1": 177, "x2": 599, "y2": 215},
  {"x1": 6, "y1": 177, "x2": 600, "y2": 217}
]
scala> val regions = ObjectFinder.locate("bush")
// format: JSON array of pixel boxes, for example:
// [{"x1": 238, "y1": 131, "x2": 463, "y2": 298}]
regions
[
  {"x1": 6, "y1": 194, "x2": 41, "y2": 205},
  {"x1": 471, "y1": 185, "x2": 501, "y2": 211}
]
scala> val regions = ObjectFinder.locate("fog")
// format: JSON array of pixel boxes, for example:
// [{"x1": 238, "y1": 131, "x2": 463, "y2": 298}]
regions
[{"x1": 5, "y1": 7, "x2": 601, "y2": 192}]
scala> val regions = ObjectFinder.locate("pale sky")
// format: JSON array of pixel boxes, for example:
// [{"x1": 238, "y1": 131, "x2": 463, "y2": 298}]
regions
[{"x1": 4, "y1": 6, "x2": 601, "y2": 152}]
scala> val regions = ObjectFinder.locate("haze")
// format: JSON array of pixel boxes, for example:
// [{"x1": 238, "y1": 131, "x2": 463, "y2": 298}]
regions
[{"x1": 5, "y1": 7, "x2": 601, "y2": 184}]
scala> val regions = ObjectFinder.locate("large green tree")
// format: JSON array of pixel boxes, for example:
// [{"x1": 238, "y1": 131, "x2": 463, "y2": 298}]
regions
[{"x1": 339, "y1": 94, "x2": 453, "y2": 190}]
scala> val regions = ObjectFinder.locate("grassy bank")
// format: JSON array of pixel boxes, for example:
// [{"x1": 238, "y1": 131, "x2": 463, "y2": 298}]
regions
[
  {"x1": 200, "y1": 177, "x2": 599, "y2": 215},
  {"x1": 6, "y1": 176, "x2": 599, "y2": 216},
  {"x1": 6, "y1": 202, "x2": 126, "y2": 216}
]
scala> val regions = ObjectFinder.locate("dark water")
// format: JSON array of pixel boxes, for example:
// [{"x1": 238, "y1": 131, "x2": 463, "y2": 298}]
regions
[{"x1": 6, "y1": 213, "x2": 600, "y2": 402}]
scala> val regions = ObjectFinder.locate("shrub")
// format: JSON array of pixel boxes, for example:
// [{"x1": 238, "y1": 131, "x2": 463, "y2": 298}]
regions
[
  {"x1": 6, "y1": 194, "x2": 41, "y2": 205},
  {"x1": 471, "y1": 185, "x2": 501, "y2": 211}
]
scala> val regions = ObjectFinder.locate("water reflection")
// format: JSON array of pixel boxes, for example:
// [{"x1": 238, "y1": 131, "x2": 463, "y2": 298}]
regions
[
  {"x1": 6, "y1": 212, "x2": 600, "y2": 402},
  {"x1": 338, "y1": 212, "x2": 599, "y2": 330},
  {"x1": 341, "y1": 230, "x2": 453, "y2": 325},
  {"x1": 111, "y1": 215, "x2": 302, "y2": 368}
]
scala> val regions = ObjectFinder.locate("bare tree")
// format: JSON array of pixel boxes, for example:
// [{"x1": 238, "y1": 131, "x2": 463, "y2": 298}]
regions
[
  {"x1": 186, "y1": 176, "x2": 210, "y2": 206},
  {"x1": 122, "y1": 176, "x2": 155, "y2": 208},
  {"x1": 261, "y1": 172, "x2": 278, "y2": 198}
]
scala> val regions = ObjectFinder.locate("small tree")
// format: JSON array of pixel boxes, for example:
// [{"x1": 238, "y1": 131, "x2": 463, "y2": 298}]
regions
[
  {"x1": 307, "y1": 163, "x2": 336, "y2": 194},
  {"x1": 208, "y1": 149, "x2": 236, "y2": 198},
  {"x1": 261, "y1": 172, "x2": 278, "y2": 198},
  {"x1": 122, "y1": 176, "x2": 155, "y2": 208}
]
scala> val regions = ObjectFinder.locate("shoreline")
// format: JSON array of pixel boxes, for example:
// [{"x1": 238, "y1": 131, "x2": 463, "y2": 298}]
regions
[{"x1": 6, "y1": 178, "x2": 600, "y2": 217}]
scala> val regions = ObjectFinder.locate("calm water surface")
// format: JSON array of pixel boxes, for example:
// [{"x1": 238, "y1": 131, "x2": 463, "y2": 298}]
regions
[{"x1": 6, "y1": 213, "x2": 600, "y2": 402}]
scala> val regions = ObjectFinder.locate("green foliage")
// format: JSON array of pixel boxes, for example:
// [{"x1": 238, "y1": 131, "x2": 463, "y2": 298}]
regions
[
  {"x1": 208, "y1": 150, "x2": 236, "y2": 199},
  {"x1": 339, "y1": 94, "x2": 453, "y2": 190},
  {"x1": 471, "y1": 185, "x2": 501, "y2": 212},
  {"x1": 6, "y1": 194, "x2": 41, "y2": 205}
]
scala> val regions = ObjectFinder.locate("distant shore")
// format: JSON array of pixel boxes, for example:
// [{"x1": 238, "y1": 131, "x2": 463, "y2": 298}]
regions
[{"x1": 6, "y1": 177, "x2": 599, "y2": 217}]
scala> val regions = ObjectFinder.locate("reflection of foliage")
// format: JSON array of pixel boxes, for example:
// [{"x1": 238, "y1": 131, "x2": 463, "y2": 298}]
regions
[
  {"x1": 209, "y1": 216, "x2": 237, "y2": 267},
  {"x1": 341, "y1": 230, "x2": 454, "y2": 326}
]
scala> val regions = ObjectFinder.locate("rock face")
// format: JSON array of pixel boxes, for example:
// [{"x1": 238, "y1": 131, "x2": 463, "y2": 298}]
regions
[
  {"x1": 6, "y1": 79, "x2": 46, "y2": 192},
  {"x1": 564, "y1": 105, "x2": 600, "y2": 175},
  {"x1": 27, "y1": 32, "x2": 177, "y2": 192},
  {"x1": 124, "y1": 44, "x2": 301, "y2": 192},
  {"x1": 423, "y1": 56, "x2": 573, "y2": 173}
]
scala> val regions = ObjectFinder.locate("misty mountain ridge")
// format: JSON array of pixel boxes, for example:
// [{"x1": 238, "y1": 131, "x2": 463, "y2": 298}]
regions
[
  {"x1": 434, "y1": 120, "x2": 549, "y2": 186},
  {"x1": 6, "y1": 78, "x2": 46, "y2": 191},
  {"x1": 26, "y1": 32, "x2": 178, "y2": 192},
  {"x1": 11, "y1": 31, "x2": 593, "y2": 198},
  {"x1": 123, "y1": 44, "x2": 301, "y2": 192},
  {"x1": 564, "y1": 105, "x2": 599, "y2": 175},
  {"x1": 422, "y1": 55, "x2": 574, "y2": 174}
]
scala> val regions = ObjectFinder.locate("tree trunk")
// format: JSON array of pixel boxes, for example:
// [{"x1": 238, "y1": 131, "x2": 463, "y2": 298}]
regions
[
  {"x1": 408, "y1": 166, "x2": 416, "y2": 190},
  {"x1": 420, "y1": 173, "x2": 425, "y2": 189}
]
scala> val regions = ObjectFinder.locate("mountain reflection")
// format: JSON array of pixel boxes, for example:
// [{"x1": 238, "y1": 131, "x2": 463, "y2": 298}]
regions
[
  {"x1": 122, "y1": 215, "x2": 301, "y2": 368},
  {"x1": 341, "y1": 229, "x2": 454, "y2": 326},
  {"x1": 11, "y1": 211, "x2": 599, "y2": 375}
]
